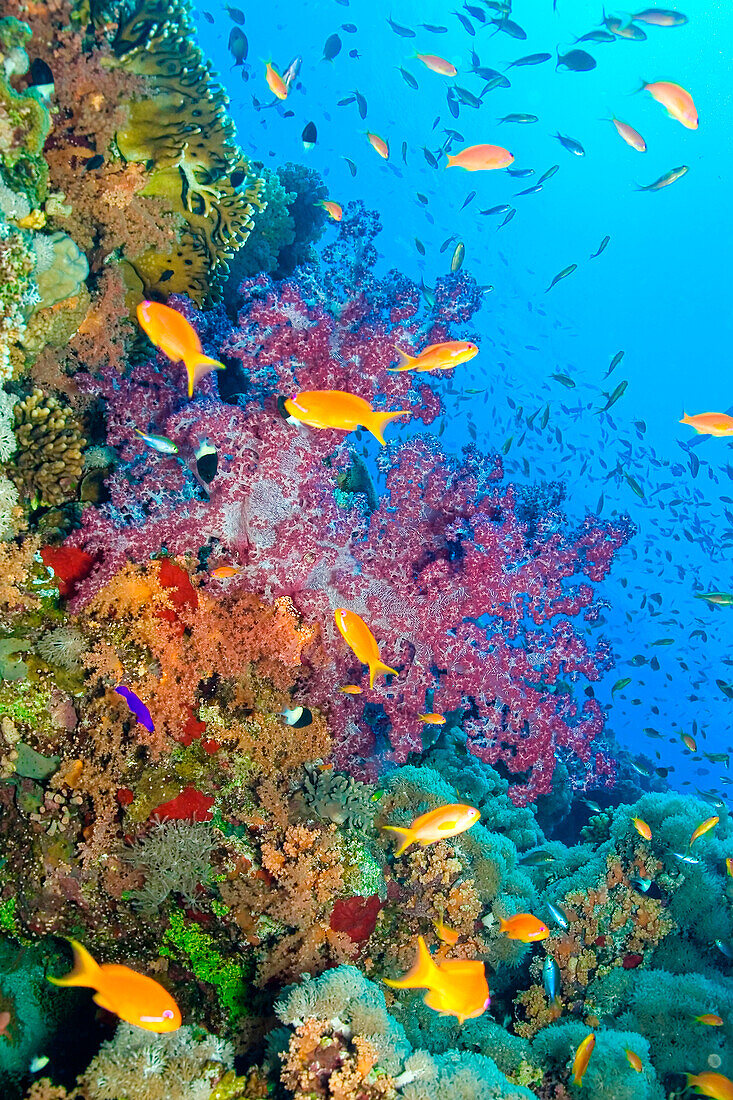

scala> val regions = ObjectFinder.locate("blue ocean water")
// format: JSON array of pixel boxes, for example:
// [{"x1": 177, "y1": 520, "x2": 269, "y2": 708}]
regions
[{"x1": 196, "y1": 0, "x2": 732, "y2": 800}]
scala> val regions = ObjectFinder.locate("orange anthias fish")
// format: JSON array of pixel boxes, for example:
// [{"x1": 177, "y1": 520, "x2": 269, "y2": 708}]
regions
[
  {"x1": 695, "y1": 1014, "x2": 724, "y2": 1026},
  {"x1": 682, "y1": 734, "x2": 697, "y2": 752},
  {"x1": 48, "y1": 939, "x2": 181, "y2": 1033},
  {"x1": 334, "y1": 608, "x2": 397, "y2": 688},
  {"x1": 339, "y1": 684, "x2": 363, "y2": 695},
  {"x1": 136, "y1": 301, "x2": 225, "y2": 399},
  {"x1": 416, "y1": 53, "x2": 457, "y2": 76},
  {"x1": 644, "y1": 81, "x2": 698, "y2": 129},
  {"x1": 611, "y1": 117, "x2": 647, "y2": 152},
  {"x1": 680, "y1": 412, "x2": 733, "y2": 437},
  {"x1": 389, "y1": 340, "x2": 478, "y2": 373},
  {"x1": 625, "y1": 1049, "x2": 643, "y2": 1072},
  {"x1": 383, "y1": 804, "x2": 480, "y2": 855},
  {"x1": 210, "y1": 565, "x2": 240, "y2": 579},
  {"x1": 320, "y1": 200, "x2": 343, "y2": 221},
  {"x1": 433, "y1": 918, "x2": 460, "y2": 945},
  {"x1": 572, "y1": 1033, "x2": 596, "y2": 1085},
  {"x1": 265, "y1": 61, "x2": 288, "y2": 100},
  {"x1": 384, "y1": 936, "x2": 490, "y2": 1023},
  {"x1": 419, "y1": 713, "x2": 446, "y2": 725},
  {"x1": 367, "y1": 131, "x2": 389, "y2": 159},
  {"x1": 284, "y1": 390, "x2": 409, "y2": 445},
  {"x1": 498, "y1": 914, "x2": 550, "y2": 943},
  {"x1": 632, "y1": 816, "x2": 652, "y2": 840},
  {"x1": 446, "y1": 144, "x2": 514, "y2": 171},
  {"x1": 687, "y1": 1072, "x2": 733, "y2": 1100},
  {"x1": 689, "y1": 815, "x2": 719, "y2": 846}
]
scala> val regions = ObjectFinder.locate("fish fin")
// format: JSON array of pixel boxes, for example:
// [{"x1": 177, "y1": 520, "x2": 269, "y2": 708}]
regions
[
  {"x1": 92, "y1": 992, "x2": 115, "y2": 1012},
  {"x1": 437, "y1": 819, "x2": 459, "y2": 831},
  {"x1": 367, "y1": 409, "x2": 408, "y2": 445},
  {"x1": 47, "y1": 939, "x2": 101, "y2": 988},
  {"x1": 389, "y1": 346, "x2": 416, "y2": 372},
  {"x1": 382, "y1": 825, "x2": 415, "y2": 856},
  {"x1": 498, "y1": 916, "x2": 509, "y2": 934},
  {"x1": 184, "y1": 353, "x2": 226, "y2": 398},
  {"x1": 369, "y1": 658, "x2": 399, "y2": 688},
  {"x1": 384, "y1": 936, "x2": 436, "y2": 989}
]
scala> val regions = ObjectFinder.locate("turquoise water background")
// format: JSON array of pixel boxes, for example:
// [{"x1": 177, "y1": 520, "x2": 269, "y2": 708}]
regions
[{"x1": 196, "y1": 0, "x2": 733, "y2": 800}]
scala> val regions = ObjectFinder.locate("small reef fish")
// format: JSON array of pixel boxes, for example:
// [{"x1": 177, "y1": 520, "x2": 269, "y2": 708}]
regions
[
  {"x1": 542, "y1": 956, "x2": 560, "y2": 1002},
  {"x1": 696, "y1": 591, "x2": 733, "y2": 606},
  {"x1": 383, "y1": 804, "x2": 481, "y2": 855},
  {"x1": 339, "y1": 684, "x2": 362, "y2": 694},
  {"x1": 625, "y1": 1049, "x2": 643, "y2": 1072},
  {"x1": 591, "y1": 235, "x2": 611, "y2": 258},
  {"x1": 136, "y1": 301, "x2": 225, "y2": 399},
  {"x1": 689, "y1": 816, "x2": 719, "y2": 846},
  {"x1": 367, "y1": 131, "x2": 389, "y2": 159},
  {"x1": 0, "y1": 1011, "x2": 10, "y2": 1037},
  {"x1": 611, "y1": 118, "x2": 647, "y2": 151},
  {"x1": 546, "y1": 901, "x2": 568, "y2": 930},
  {"x1": 284, "y1": 390, "x2": 408, "y2": 445},
  {"x1": 302, "y1": 121, "x2": 317, "y2": 149},
  {"x1": 416, "y1": 53, "x2": 457, "y2": 76},
  {"x1": 320, "y1": 200, "x2": 343, "y2": 221},
  {"x1": 134, "y1": 429, "x2": 178, "y2": 455},
  {"x1": 556, "y1": 48, "x2": 596, "y2": 71},
  {"x1": 546, "y1": 264, "x2": 577, "y2": 292},
  {"x1": 726, "y1": 858, "x2": 733, "y2": 877},
  {"x1": 572, "y1": 1033, "x2": 596, "y2": 1086},
  {"x1": 433, "y1": 918, "x2": 460, "y2": 945},
  {"x1": 281, "y1": 705, "x2": 313, "y2": 728},
  {"x1": 264, "y1": 61, "x2": 288, "y2": 100},
  {"x1": 695, "y1": 1014, "x2": 724, "y2": 1026},
  {"x1": 680, "y1": 412, "x2": 733, "y2": 437},
  {"x1": 643, "y1": 80, "x2": 698, "y2": 128},
  {"x1": 48, "y1": 939, "x2": 181, "y2": 1032},
  {"x1": 632, "y1": 817, "x2": 652, "y2": 840},
  {"x1": 446, "y1": 144, "x2": 514, "y2": 171},
  {"x1": 115, "y1": 685, "x2": 154, "y2": 733},
  {"x1": 384, "y1": 935, "x2": 490, "y2": 1023},
  {"x1": 389, "y1": 340, "x2": 478, "y2": 373},
  {"x1": 419, "y1": 713, "x2": 446, "y2": 725},
  {"x1": 633, "y1": 8, "x2": 688, "y2": 25},
  {"x1": 682, "y1": 734, "x2": 697, "y2": 752},
  {"x1": 638, "y1": 165, "x2": 688, "y2": 190},
  {"x1": 210, "y1": 565, "x2": 240, "y2": 579},
  {"x1": 498, "y1": 914, "x2": 549, "y2": 942},
  {"x1": 686, "y1": 1072, "x2": 733, "y2": 1100},
  {"x1": 29, "y1": 1056, "x2": 49, "y2": 1073},
  {"x1": 334, "y1": 608, "x2": 398, "y2": 688},
  {"x1": 554, "y1": 132, "x2": 585, "y2": 156}
]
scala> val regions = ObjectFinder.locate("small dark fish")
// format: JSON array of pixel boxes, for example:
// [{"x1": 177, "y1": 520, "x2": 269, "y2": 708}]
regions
[
  {"x1": 446, "y1": 88, "x2": 460, "y2": 118},
  {"x1": 576, "y1": 28, "x2": 616, "y2": 42},
  {"x1": 454, "y1": 10, "x2": 476, "y2": 35},
  {"x1": 465, "y1": 3, "x2": 487, "y2": 21},
  {"x1": 625, "y1": 473, "x2": 645, "y2": 499},
  {"x1": 590, "y1": 235, "x2": 610, "y2": 258},
  {"x1": 499, "y1": 113, "x2": 538, "y2": 124},
  {"x1": 491, "y1": 17, "x2": 527, "y2": 39},
  {"x1": 605, "y1": 350, "x2": 624, "y2": 376},
  {"x1": 343, "y1": 157, "x2": 357, "y2": 176},
  {"x1": 415, "y1": 238, "x2": 426, "y2": 256},
  {"x1": 551, "y1": 373, "x2": 575, "y2": 387},
  {"x1": 225, "y1": 5, "x2": 245, "y2": 23},
  {"x1": 202, "y1": 10, "x2": 214, "y2": 22},
  {"x1": 506, "y1": 167, "x2": 534, "y2": 177},
  {"x1": 28, "y1": 58, "x2": 54, "y2": 92},
  {"x1": 600, "y1": 380, "x2": 628, "y2": 411},
  {"x1": 342, "y1": 23, "x2": 357, "y2": 32},
  {"x1": 399, "y1": 67, "x2": 419, "y2": 89},
  {"x1": 115, "y1": 685, "x2": 154, "y2": 732},
  {"x1": 83, "y1": 154, "x2": 104, "y2": 171},
  {"x1": 460, "y1": 191, "x2": 477, "y2": 210},
  {"x1": 337, "y1": 95, "x2": 356, "y2": 106},
  {"x1": 439, "y1": 236, "x2": 457, "y2": 253},
  {"x1": 538, "y1": 164, "x2": 560, "y2": 182},
  {"x1": 638, "y1": 165, "x2": 688, "y2": 191},
  {"x1": 451, "y1": 242, "x2": 465, "y2": 271},
  {"x1": 228, "y1": 27, "x2": 247, "y2": 64},
  {"x1": 517, "y1": 184, "x2": 543, "y2": 196},
  {"x1": 499, "y1": 208, "x2": 517, "y2": 227},
  {"x1": 416, "y1": 192, "x2": 429, "y2": 205},
  {"x1": 354, "y1": 89, "x2": 367, "y2": 119},
  {"x1": 421, "y1": 23, "x2": 449, "y2": 32},
  {"x1": 348, "y1": 49, "x2": 360, "y2": 59},
  {"x1": 282, "y1": 706, "x2": 313, "y2": 728},
  {"x1": 555, "y1": 132, "x2": 585, "y2": 156},
  {"x1": 507, "y1": 52, "x2": 552, "y2": 67},
  {"x1": 195, "y1": 439, "x2": 218, "y2": 485},
  {"x1": 546, "y1": 263, "x2": 577, "y2": 291},
  {"x1": 323, "y1": 34, "x2": 342, "y2": 61},
  {"x1": 481, "y1": 204, "x2": 511, "y2": 215},
  {"x1": 630, "y1": 876, "x2": 652, "y2": 892},
  {"x1": 387, "y1": 16, "x2": 416, "y2": 37},
  {"x1": 633, "y1": 8, "x2": 688, "y2": 26},
  {"x1": 402, "y1": 141, "x2": 408, "y2": 165},
  {"x1": 423, "y1": 147, "x2": 439, "y2": 168},
  {"x1": 455, "y1": 85, "x2": 482, "y2": 108},
  {"x1": 557, "y1": 48, "x2": 597, "y2": 71},
  {"x1": 302, "y1": 121, "x2": 317, "y2": 149}
]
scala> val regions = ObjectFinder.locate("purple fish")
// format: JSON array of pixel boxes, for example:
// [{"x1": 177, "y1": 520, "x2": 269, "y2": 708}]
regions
[{"x1": 115, "y1": 685, "x2": 155, "y2": 732}]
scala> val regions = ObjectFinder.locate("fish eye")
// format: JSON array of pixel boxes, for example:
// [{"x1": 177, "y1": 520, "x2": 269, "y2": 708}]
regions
[{"x1": 162, "y1": 1009, "x2": 174, "y2": 1019}]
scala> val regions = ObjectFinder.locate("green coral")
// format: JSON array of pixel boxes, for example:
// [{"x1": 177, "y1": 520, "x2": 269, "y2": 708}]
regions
[
  {"x1": 161, "y1": 907, "x2": 253, "y2": 1025},
  {"x1": 0, "y1": 18, "x2": 50, "y2": 211}
]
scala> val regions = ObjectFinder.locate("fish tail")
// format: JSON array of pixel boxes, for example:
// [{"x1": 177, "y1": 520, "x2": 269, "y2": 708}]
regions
[
  {"x1": 367, "y1": 409, "x2": 408, "y2": 445},
  {"x1": 184, "y1": 352, "x2": 226, "y2": 398},
  {"x1": 369, "y1": 658, "x2": 399, "y2": 688},
  {"x1": 47, "y1": 939, "x2": 101, "y2": 989},
  {"x1": 384, "y1": 936, "x2": 436, "y2": 988},
  {"x1": 498, "y1": 916, "x2": 509, "y2": 934},
  {"x1": 382, "y1": 825, "x2": 415, "y2": 856},
  {"x1": 389, "y1": 346, "x2": 416, "y2": 372}
]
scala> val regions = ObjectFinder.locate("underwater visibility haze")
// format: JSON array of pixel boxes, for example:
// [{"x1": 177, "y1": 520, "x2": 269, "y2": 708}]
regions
[{"x1": 0, "y1": 0, "x2": 732, "y2": 1097}]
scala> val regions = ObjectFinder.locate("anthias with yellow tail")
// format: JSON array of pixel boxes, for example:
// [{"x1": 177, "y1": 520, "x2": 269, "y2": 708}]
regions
[
  {"x1": 383, "y1": 803, "x2": 481, "y2": 855},
  {"x1": 136, "y1": 301, "x2": 226, "y2": 399},
  {"x1": 334, "y1": 608, "x2": 398, "y2": 687},
  {"x1": 284, "y1": 390, "x2": 409, "y2": 445}
]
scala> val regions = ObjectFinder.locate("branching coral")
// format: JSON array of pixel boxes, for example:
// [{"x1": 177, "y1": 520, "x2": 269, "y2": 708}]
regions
[
  {"x1": 5, "y1": 387, "x2": 85, "y2": 506},
  {"x1": 120, "y1": 818, "x2": 218, "y2": 912}
]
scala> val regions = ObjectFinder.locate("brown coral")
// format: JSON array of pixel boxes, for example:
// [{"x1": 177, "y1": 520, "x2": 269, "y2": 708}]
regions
[
  {"x1": 6, "y1": 387, "x2": 85, "y2": 505},
  {"x1": 280, "y1": 1018, "x2": 398, "y2": 1100}
]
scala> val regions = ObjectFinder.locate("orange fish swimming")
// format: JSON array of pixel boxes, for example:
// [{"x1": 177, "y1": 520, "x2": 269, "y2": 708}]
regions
[
  {"x1": 383, "y1": 803, "x2": 480, "y2": 855},
  {"x1": 682, "y1": 734, "x2": 697, "y2": 752},
  {"x1": 686, "y1": 1072, "x2": 733, "y2": 1100},
  {"x1": 680, "y1": 412, "x2": 733, "y2": 437},
  {"x1": 367, "y1": 131, "x2": 389, "y2": 159},
  {"x1": 210, "y1": 565, "x2": 240, "y2": 579},
  {"x1": 572, "y1": 1033, "x2": 596, "y2": 1085},
  {"x1": 334, "y1": 608, "x2": 397, "y2": 688},
  {"x1": 632, "y1": 817, "x2": 652, "y2": 840},
  {"x1": 433, "y1": 918, "x2": 460, "y2": 945},
  {"x1": 339, "y1": 684, "x2": 363, "y2": 695},
  {"x1": 384, "y1": 935, "x2": 490, "y2": 1023},
  {"x1": 265, "y1": 62, "x2": 288, "y2": 100},
  {"x1": 284, "y1": 390, "x2": 409, "y2": 445},
  {"x1": 419, "y1": 713, "x2": 446, "y2": 725},
  {"x1": 695, "y1": 1014, "x2": 724, "y2": 1026},
  {"x1": 320, "y1": 200, "x2": 343, "y2": 221},
  {"x1": 136, "y1": 301, "x2": 225, "y2": 399},
  {"x1": 446, "y1": 144, "x2": 514, "y2": 171},
  {"x1": 644, "y1": 81, "x2": 698, "y2": 129},
  {"x1": 389, "y1": 340, "x2": 478, "y2": 373},
  {"x1": 689, "y1": 815, "x2": 719, "y2": 846},
  {"x1": 48, "y1": 939, "x2": 181, "y2": 1033},
  {"x1": 416, "y1": 53, "x2": 457, "y2": 76},
  {"x1": 625, "y1": 1049, "x2": 643, "y2": 1072},
  {"x1": 498, "y1": 913, "x2": 549, "y2": 943},
  {"x1": 611, "y1": 117, "x2": 647, "y2": 152}
]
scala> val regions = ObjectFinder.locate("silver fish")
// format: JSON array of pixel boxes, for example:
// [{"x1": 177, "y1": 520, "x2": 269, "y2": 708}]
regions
[
  {"x1": 134, "y1": 429, "x2": 178, "y2": 454},
  {"x1": 542, "y1": 956, "x2": 560, "y2": 1002},
  {"x1": 546, "y1": 901, "x2": 568, "y2": 929}
]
